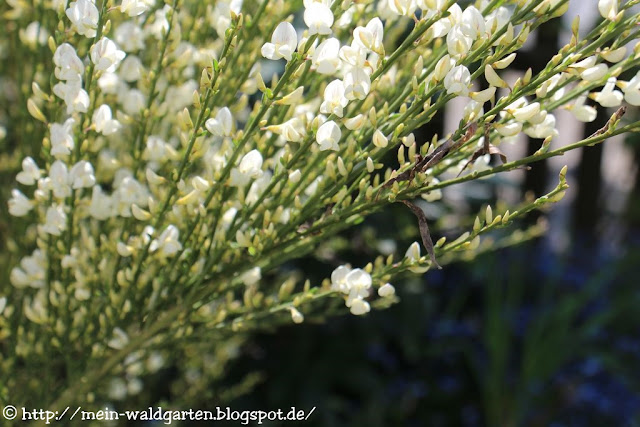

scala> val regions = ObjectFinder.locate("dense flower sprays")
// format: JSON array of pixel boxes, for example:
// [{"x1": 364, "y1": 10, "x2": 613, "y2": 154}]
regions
[{"x1": 1, "y1": 0, "x2": 639, "y2": 410}]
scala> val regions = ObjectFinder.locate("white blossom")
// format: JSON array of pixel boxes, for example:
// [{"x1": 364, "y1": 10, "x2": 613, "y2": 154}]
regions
[
  {"x1": 316, "y1": 120, "x2": 341, "y2": 151},
  {"x1": 569, "y1": 96, "x2": 597, "y2": 122},
  {"x1": 10, "y1": 249, "x2": 46, "y2": 288},
  {"x1": 69, "y1": 160, "x2": 96, "y2": 189},
  {"x1": 93, "y1": 105, "x2": 122, "y2": 135},
  {"x1": 120, "y1": 0, "x2": 151, "y2": 16},
  {"x1": 304, "y1": 2, "x2": 334, "y2": 36},
  {"x1": 91, "y1": 37, "x2": 126, "y2": 72},
  {"x1": 8, "y1": 189, "x2": 33, "y2": 216},
  {"x1": 378, "y1": 283, "x2": 396, "y2": 297},
  {"x1": 388, "y1": 0, "x2": 417, "y2": 17},
  {"x1": 150, "y1": 225, "x2": 182, "y2": 256},
  {"x1": 592, "y1": 77, "x2": 623, "y2": 108},
  {"x1": 50, "y1": 118, "x2": 76, "y2": 158},
  {"x1": 343, "y1": 68, "x2": 371, "y2": 100},
  {"x1": 598, "y1": 0, "x2": 618, "y2": 20},
  {"x1": 205, "y1": 107, "x2": 234, "y2": 137},
  {"x1": 42, "y1": 204, "x2": 68, "y2": 236},
  {"x1": 16, "y1": 157, "x2": 41, "y2": 186},
  {"x1": 66, "y1": 0, "x2": 99, "y2": 37},
  {"x1": 444, "y1": 65, "x2": 471, "y2": 96},
  {"x1": 320, "y1": 80, "x2": 349, "y2": 117},
  {"x1": 312, "y1": 38, "x2": 341, "y2": 75},
  {"x1": 119, "y1": 55, "x2": 143, "y2": 82},
  {"x1": 261, "y1": 22, "x2": 298, "y2": 61},
  {"x1": 230, "y1": 149, "x2": 263, "y2": 187},
  {"x1": 353, "y1": 18, "x2": 384, "y2": 53}
]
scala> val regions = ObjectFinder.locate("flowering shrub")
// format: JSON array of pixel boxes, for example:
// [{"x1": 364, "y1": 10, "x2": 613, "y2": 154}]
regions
[{"x1": 0, "y1": 0, "x2": 639, "y2": 411}]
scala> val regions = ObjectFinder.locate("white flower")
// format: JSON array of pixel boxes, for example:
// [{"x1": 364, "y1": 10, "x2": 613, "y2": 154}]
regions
[
  {"x1": 331, "y1": 265, "x2": 352, "y2": 293},
  {"x1": 619, "y1": 72, "x2": 640, "y2": 106},
  {"x1": 50, "y1": 118, "x2": 75, "y2": 158},
  {"x1": 316, "y1": 120, "x2": 341, "y2": 151},
  {"x1": 120, "y1": 0, "x2": 151, "y2": 16},
  {"x1": 388, "y1": 0, "x2": 417, "y2": 17},
  {"x1": 54, "y1": 43, "x2": 84, "y2": 81},
  {"x1": 496, "y1": 121, "x2": 522, "y2": 137},
  {"x1": 52, "y1": 81, "x2": 90, "y2": 114},
  {"x1": 353, "y1": 18, "x2": 384, "y2": 53},
  {"x1": 90, "y1": 37, "x2": 126, "y2": 72},
  {"x1": 511, "y1": 102, "x2": 541, "y2": 122},
  {"x1": 460, "y1": 6, "x2": 485, "y2": 39},
  {"x1": 320, "y1": 80, "x2": 349, "y2": 117},
  {"x1": 378, "y1": 283, "x2": 396, "y2": 298},
  {"x1": 261, "y1": 22, "x2": 298, "y2": 61},
  {"x1": 150, "y1": 225, "x2": 182, "y2": 256},
  {"x1": 444, "y1": 65, "x2": 471, "y2": 96},
  {"x1": 598, "y1": 0, "x2": 618, "y2": 20},
  {"x1": 312, "y1": 38, "x2": 341, "y2": 75},
  {"x1": 69, "y1": 161, "x2": 96, "y2": 189},
  {"x1": 42, "y1": 204, "x2": 67, "y2": 236},
  {"x1": 347, "y1": 297, "x2": 370, "y2": 315},
  {"x1": 10, "y1": 249, "x2": 46, "y2": 288},
  {"x1": 524, "y1": 113, "x2": 558, "y2": 139},
  {"x1": 16, "y1": 157, "x2": 41, "y2": 185},
  {"x1": 8, "y1": 189, "x2": 33, "y2": 216},
  {"x1": 569, "y1": 96, "x2": 597, "y2": 122},
  {"x1": 115, "y1": 21, "x2": 145, "y2": 52},
  {"x1": 240, "y1": 267, "x2": 261, "y2": 286},
  {"x1": 289, "y1": 307, "x2": 304, "y2": 324},
  {"x1": 304, "y1": 2, "x2": 334, "y2": 36},
  {"x1": 119, "y1": 55, "x2": 143, "y2": 82},
  {"x1": 581, "y1": 64, "x2": 609, "y2": 82},
  {"x1": 343, "y1": 68, "x2": 371, "y2": 100},
  {"x1": 93, "y1": 105, "x2": 122, "y2": 135},
  {"x1": 205, "y1": 107, "x2": 234, "y2": 137},
  {"x1": 447, "y1": 25, "x2": 473, "y2": 58},
  {"x1": 121, "y1": 89, "x2": 146, "y2": 115},
  {"x1": 66, "y1": 0, "x2": 99, "y2": 37},
  {"x1": 230, "y1": 149, "x2": 263, "y2": 187},
  {"x1": 339, "y1": 42, "x2": 366, "y2": 69},
  {"x1": 592, "y1": 77, "x2": 623, "y2": 108},
  {"x1": 48, "y1": 160, "x2": 72, "y2": 198},
  {"x1": 264, "y1": 118, "x2": 306, "y2": 142},
  {"x1": 89, "y1": 186, "x2": 113, "y2": 220},
  {"x1": 345, "y1": 268, "x2": 372, "y2": 300},
  {"x1": 20, "y1": 22, "x2": 49, "y2": 47}
]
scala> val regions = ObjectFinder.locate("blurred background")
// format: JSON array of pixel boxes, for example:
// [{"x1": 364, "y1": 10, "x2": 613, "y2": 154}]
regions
[{"x1": 219, "y1": 4, "x2": 640, "y2": 426}]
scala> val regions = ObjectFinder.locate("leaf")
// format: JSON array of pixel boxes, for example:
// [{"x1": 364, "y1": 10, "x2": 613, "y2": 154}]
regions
[{"x1": 399, "y1": 200, "x2": 441, "y2": 269}]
